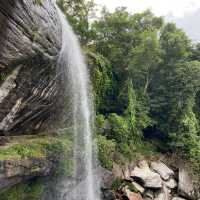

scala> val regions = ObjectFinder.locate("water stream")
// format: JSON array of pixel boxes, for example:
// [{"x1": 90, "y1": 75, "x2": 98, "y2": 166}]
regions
[{"x1": 55, "y1": 4, "x2": 100, "y2": 200}]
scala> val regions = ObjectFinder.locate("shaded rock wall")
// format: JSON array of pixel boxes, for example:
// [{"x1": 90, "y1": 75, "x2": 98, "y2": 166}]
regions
[
  {"x1": 0, "y1": 0, "x2": 64, "y2": 135},
  {"x1": 0, "y1": 158, "x2": 55, "y2": 191}
]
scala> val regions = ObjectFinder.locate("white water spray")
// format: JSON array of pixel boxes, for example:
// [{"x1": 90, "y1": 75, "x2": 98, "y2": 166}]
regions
[{"x1": 55, "y1": 4, "x2": 100, "y2": 200}]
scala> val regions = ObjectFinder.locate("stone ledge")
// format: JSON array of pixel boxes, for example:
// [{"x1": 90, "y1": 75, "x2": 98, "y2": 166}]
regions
[{"x1": 0, "y1": 135, "x2": 71, "y2": 191}]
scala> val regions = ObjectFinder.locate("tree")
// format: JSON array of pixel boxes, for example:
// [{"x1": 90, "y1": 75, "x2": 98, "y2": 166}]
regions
[
  {"x1": 87, "y1": 50, "x2": 113, "y2": 113},
  {"x1": 151, "y1": 61, "x2": 200, "y2": 135},
  {"x1": 57, "y1": 0, "x2": 95, "y2": 44},
  {"x1": 190, "y1": 43, "x2": 200, "y2": 61},
  {"x1": 57, "y1": 1, "x2": 200, "y2": 171},
  {"x1": 160, "y1": 23, "x2": 191, "y2": 64},
  {"x1": 91, "y1": 9, "x2": 163, "y2": 114},
  {"x1": 92, "y1": 9, "x2": 163, "y2": 80},
  {"x1": 128, "y1": 30, "x2": 162, "y2": 95}
]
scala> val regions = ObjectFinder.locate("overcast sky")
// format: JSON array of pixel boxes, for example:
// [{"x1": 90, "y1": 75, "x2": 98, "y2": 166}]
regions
[{"x1": 94, "y1": 0, "x2": 200, "y2": 42}]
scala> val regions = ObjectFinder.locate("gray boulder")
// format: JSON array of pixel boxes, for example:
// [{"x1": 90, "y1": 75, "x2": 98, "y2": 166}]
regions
[
  {"x1": 154, "y1": 186, "x2": 171, "y2": 200},
  {"x1": 131, "y1": 160, "x2": 162, "y2": 189},
  {"x1": 132, "y1": 181, "x2": 145, "y2": 194},
  {"x1": 144, "y1": 190, "x2": 154, "y2": 199},
  {"x1": 151, "y1": 161, "x2": 174, "y2": 181},
  {"x1": 164, "y1": 178, "x2": 177, "y2": 189}
]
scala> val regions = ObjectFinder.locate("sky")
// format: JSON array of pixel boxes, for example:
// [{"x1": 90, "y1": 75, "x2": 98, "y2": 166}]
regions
[{"x1": 94, "y1": 0, "x2": 200, "y2": 42}]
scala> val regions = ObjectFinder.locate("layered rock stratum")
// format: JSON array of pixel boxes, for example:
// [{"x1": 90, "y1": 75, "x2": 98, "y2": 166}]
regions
[{"x1": 0, "y1": 0, "x2": 63, "y2": 135}]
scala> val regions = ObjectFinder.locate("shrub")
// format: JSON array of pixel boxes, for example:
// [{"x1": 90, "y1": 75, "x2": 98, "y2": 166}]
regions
[
  {"x1": 107, "y1": 113, "x2": 130, "y2": 144},
  {"x1": 97, "y1": 135, "x2": 116, "y2": 170},
  {"x1": 0, "y1": 178, "x2": 44, "y2": 200}
]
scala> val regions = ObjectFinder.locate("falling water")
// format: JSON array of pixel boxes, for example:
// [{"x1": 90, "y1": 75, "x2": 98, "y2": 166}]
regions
[{"x1": 55, "y1": 4, "x2": 100, "y2": 200}]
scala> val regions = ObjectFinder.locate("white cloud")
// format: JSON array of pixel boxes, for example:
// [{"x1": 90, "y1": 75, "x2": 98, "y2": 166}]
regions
[
  {"x1": 166, "y1": 9, "x2": 200, "y2": 42},
  {"x1": 94, "y1": 0, "x2": 200, "y2": 17}
]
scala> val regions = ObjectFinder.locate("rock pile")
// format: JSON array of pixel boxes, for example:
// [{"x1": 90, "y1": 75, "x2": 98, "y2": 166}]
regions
[{"x1": 109, "y1": 160, "x2": 197, "y2": 200}]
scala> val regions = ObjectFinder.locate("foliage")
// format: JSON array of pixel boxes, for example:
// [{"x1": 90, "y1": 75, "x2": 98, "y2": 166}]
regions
[
  {"x1": 87, "y1": 50, "x2": 113, "y2": 113},
  {"x1": 58, "y1": 1, "x2": 200, "y2": 174},
  {"x1": 34, "y1": 0, "x2": 43, "y2": 6},
  {"x1": 97, "y1": 135, "x2": 116, "y2": 169},
  {"x1": 111, "y1": 177, "x2": 124, "y2": 191},
  {"x1": 0, "y1": 178, "x2": 44, "y2": 200},
  {"x1": 129, "y1": 30, "x2": 162, "y2": 94},
  {"x1": 0, "y1": 136, "x2": 71, "y2": 160},
  {"x1": 160, "y1": 23, "x2": 191, "y2": 63},
  {"x1": 151, "y1": 61, "x2": 200, "y2": 133},
  {"x1": 57, "y1": 0, "x2": 95, "y2": 44},
  {"x1": 107, "y1": 113, "x2": 130, "y2": 143}
]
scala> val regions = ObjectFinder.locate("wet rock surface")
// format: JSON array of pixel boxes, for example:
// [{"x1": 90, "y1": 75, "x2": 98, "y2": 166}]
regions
[{"x1": 0, "y1": 0, "x2": 64, "y2": 135}]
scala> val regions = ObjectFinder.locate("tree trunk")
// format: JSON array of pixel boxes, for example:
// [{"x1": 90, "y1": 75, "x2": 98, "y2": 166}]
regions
[{"x1": 143, "y1": 76, "x2": 149, "y2": 95}]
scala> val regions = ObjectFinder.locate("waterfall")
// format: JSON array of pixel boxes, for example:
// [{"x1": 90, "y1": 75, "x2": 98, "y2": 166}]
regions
[{"x1": 55, "y1": 4, "x2": 100, "y2": 200}]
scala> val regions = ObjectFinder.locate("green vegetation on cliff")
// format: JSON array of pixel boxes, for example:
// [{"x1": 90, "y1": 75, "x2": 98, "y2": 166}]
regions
[
  {"x1": 0, "y1": 135, "x2": 73, "y2": 199},
  {"x1": 0, "y1": 178, "x2": 44, "y2": 200},
  {"x1": 58, "y1": 0, "x2": 200, "y2": 174},
  {"x1": 0, "y1": 135, "x2": 71, "y2": 160}
]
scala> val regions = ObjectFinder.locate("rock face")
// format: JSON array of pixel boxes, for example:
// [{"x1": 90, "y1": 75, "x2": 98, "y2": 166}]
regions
[
  {"x1": 0, "y1": 0, "x2": 72, "y2": 197},
  {"x1": 102, "y1": 189, "x2": 116, "y2": 200},
  {"x1": 0, "y1": 0, "x2": 63, "y2": 135},
  {"x1": 97, "y1": 166, "x2": 115, "y2": 189},
  {"x1": 0, "y1": 135, "x2": 66, "y2": 193},
  {"x1": 178, "y1": 168, "x2": 195, "y2": 199},
  {"x1": 0, "y1": 158, "x2": 56, "y2": 190}
]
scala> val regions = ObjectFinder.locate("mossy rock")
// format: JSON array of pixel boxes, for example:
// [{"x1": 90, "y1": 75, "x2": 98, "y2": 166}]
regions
[
  {"x1": 0, "y1": 135, "x2": 74, "y2": 194},
  {"x1": 34, "y1": 0, "x2": 44, "y2": 6}
]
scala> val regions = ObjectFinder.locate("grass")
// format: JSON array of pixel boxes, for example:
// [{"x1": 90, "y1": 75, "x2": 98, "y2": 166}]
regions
[
  {"x1": 0, "y1": 135, "x2": 74, "y2": 199},
  {"x1": 0, "y1": 135, "x2": 72, "y2": 160}
]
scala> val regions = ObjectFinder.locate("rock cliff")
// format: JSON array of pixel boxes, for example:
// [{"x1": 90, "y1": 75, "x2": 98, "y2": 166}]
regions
[
  {"x1": 0, "y1": 0, "x2": 69, "y2": 196},
  {"x1": 0, "y1": 0, "x2": 63, "y2": 135}
]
